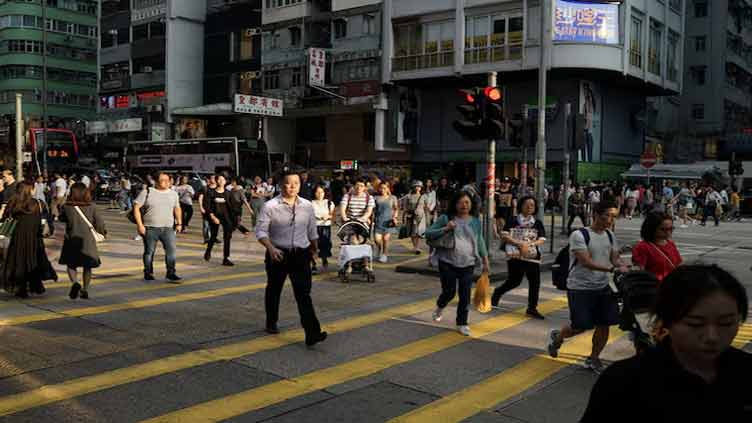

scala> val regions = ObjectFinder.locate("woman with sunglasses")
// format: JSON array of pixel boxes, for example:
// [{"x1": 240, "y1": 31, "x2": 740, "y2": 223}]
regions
[{"x1": 632, "y1": 212, "x2": 683, "y2": 282}]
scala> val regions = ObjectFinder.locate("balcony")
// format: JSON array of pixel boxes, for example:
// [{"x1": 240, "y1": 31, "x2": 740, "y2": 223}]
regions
[
  {"x1": 464, "y1": 42, "x2": 522, "y2": 65},
  {"x1": 392, "y1": 51, "x2": 454, "y2": 72}
]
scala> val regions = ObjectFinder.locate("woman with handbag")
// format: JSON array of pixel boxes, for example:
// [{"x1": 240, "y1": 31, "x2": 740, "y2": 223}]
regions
[
  {"x1": 373, "y1": 182, "x2": 399, "y2": 263},
  {"x1": 2, "y1": 181, "x2": 57, "y2": 298},
  {"x1": 632, "y1": 212, "x2": 682, "y2": 282},
  {"x1": 491, "y1": 196, "x2": 547, "y2": 319},
  {"x1": 425, "y1": 191, "x2": 490, "y2": 337},
  {"x1": 402, "y1": 181, "x2": 429, "y2": 255},
  {"x1": 60, "y1": 183, "x2": 107, "y2": 299}
]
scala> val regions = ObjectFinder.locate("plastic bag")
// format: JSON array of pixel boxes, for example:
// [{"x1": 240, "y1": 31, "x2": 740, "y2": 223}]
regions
[{"x1": 473, "y1": 272, "x2": 492, "y2": 313}]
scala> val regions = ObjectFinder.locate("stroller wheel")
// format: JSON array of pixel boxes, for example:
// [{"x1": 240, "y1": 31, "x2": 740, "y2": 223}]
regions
[
  {"x1": 366, "y1": 272, "x2": 375, "y2": 284},
  {"x1": 338, "y1": 269, "x2": 349, "y2": 283}
]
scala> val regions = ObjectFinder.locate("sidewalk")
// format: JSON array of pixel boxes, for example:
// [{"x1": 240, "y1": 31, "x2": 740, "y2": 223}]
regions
[{"x1": 395, "y1": 234, "x2": 572, "y2": 282}]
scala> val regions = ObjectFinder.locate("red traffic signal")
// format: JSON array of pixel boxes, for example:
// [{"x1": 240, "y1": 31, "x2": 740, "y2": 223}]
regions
[
  {"x1": 459, "y1": 89, "x2": 478, "y2": 104},
  {"x1": 484, "y1": 86, "x2": 502, "y2": 102}
]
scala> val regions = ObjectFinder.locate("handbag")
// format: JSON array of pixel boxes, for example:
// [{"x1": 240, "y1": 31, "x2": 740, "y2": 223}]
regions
[
  {"x1": 37, "y1": 201, "x2": 51, "y2": 237},
  {"x1": 398, "y1": 225, "x2": 409, "y2": 239},
  {"x1": 0, "y1": 218, "x2": 17, "y2": 238},
  {"x1": 126, "y1": 187, "x2": 150, "y2": 224},
  {"x1": 74, "y1": 206, "x2": 106, "y2": 243},
  {"x1": 426, "y1": 230, "x2": 455, "y2": 250}
]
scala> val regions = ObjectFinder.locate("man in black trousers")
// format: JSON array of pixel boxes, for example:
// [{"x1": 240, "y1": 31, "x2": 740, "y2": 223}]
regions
[{"x1": 256, "y1": 171, "x2": 327, "y2": 347}]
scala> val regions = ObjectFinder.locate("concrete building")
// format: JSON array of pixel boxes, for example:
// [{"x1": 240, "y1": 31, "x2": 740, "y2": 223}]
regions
[
  {"x1": 664, "y1": 0, "x2": 752, "y2": 162},
  {"x1": 260, "y1": 0, "x2": 410, "y2": 172},
  {"x1": 0, "y1": 0, "x2": 98, "y2": 153},
  {"x1": 383, "y1": 0, "x2": 684, "y2": 183}
]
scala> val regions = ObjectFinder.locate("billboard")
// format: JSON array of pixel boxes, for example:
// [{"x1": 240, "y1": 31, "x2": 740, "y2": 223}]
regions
[{"x1": 554, "y1": 0, "x2": 620, "y2": 45}]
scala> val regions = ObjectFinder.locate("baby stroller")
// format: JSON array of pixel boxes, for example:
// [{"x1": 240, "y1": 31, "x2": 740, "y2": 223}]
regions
[
  {"x1": 336, "y1": 220, "x2": 375, "y2": 284},
  {"x1": 614, "y1": 270, "x2": 660, "y2": 355}
]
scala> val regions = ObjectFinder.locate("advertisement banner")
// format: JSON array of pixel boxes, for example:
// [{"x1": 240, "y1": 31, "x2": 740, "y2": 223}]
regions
[
  {"x1": 129, "y1": 154, "x2": 232, "y2": 173},
  {"x1": 554, "y1": 0, "x2": 620, "y2": 44},
  {"x1": 234, "y1": 94, "x2": 284, "y2": 117},
  {"x1": 309, "y1": 48, "x2": 326, "y2": 87},
  {"x1": 579, "y1": 80, "x2": 602, "y2": 163},
  {"x1": 176, "y1": 119, "x2": 207, "y2": 139}
]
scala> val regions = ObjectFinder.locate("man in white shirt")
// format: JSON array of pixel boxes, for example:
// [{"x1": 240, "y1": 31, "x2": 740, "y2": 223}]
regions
[
  {"x1": 52, "y1": 173, "x2": 68, "y2": 220},
  {"x1": 80, "y1": 174, "x2": 91, "y2": 189}
]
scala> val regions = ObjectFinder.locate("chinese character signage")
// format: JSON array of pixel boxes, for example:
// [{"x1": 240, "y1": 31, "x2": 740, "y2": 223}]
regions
[
  {"x1": 554, "y1": 0, "x2": 619, "y2": 45},
  {"x1": 309, "y1": 48, "x2": 326, "y2": 87},
  {"x1": 234, "y1": 94, "x2": 284, "y2": 117}
]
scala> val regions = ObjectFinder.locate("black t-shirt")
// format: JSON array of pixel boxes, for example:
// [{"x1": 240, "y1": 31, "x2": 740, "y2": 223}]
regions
[
  {"x1": 299, "y1": 180, "x2": 315, "y2": 200},
  {"x1": 495, "y1": 188, "x2": 516, "y2": 220},
  {"x1": 331, "y1": 179, "x2": 346, "y2": 204},
  {"x1": 204, "y1": 188, "x2": 233, "y2": 221},
  {"x1": 582, "y1": 344, "x2": 752, "y2": 422}
]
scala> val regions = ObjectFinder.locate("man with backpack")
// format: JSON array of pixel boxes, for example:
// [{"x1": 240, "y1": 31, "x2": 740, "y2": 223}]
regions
[{"x1": 547, "y1": 200, "x2": 629, "y2": 374}]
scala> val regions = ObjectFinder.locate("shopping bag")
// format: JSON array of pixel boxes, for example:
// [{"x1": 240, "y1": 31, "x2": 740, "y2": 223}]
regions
[{"x1": 473, "y1": 272, "x2": 492, "y2": 313}]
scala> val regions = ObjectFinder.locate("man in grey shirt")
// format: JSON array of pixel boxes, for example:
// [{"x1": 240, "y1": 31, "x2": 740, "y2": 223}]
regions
[
  {"x1": 256, "y1": 172, "x2": 327, "y2": 348},
  {"x1": 547, "y1": 200, "x2": 628, "y2": 374},
  {"x1": 134, "y1": 171, "x2": 183, "y2": 282}
]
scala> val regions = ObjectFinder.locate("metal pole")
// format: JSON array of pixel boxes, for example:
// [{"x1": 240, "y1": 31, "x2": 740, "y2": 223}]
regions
[
  {"x1": 535, "y1": 0, "x2": 549, "y2": 222},
  {"x1": 562, "y1": 103, "x2": 571, "y2": 235},
  {"x1": 521, "y1": 105, "x2": 529, "y2": 194},
  {"x1": 42, "y1": 0, "x2": 48, "y2": 173},
  {"x1": 15, "y1": 94, "x2": 24, "y2": 181},
  {"x1": 485, "y1": 71, "x2": 497, "y2": 250}
]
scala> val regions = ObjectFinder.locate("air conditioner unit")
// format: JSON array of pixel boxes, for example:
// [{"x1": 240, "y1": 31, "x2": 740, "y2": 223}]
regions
[{"x1": 143, "y1": 66, "x2": 153, "y2": 73}]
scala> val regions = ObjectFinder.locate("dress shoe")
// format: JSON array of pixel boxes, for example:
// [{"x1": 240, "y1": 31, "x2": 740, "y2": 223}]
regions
[
  {"x1": 305, "y1": 331, "x2": 328, "y2": 347},
  {"x1": 69, "y1": 282, "x2": 81, "y2": 299},
  {"x1": 265, "y1": 324, "x2": 280, "y2": 334},
  {"x1": 166, "y1": 274, "x2": 182, "y2": 283},
  {"x1": 144, "y1": 273, "x2": 156, "y2": 281}
]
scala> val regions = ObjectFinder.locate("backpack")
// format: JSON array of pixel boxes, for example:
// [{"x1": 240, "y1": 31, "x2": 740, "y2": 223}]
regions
[{"x1": 551, "y1": 228, "x2": 613, "y2": 291}]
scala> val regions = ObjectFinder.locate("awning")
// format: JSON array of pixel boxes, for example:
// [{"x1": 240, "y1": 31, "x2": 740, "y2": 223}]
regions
[
  {"x1": 171, "y1": 103, "x2": 234, "y2": 116},
  {"x1": 621, "y1": 162, "x2": 728, "y2": 180}
]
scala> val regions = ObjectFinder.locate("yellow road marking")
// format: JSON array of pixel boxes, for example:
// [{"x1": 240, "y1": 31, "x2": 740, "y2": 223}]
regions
[
  {"x1": 0, "y1": 298, "x2": 443, "y2": 417},
  {"x1": 388, "y1": 330, "x2": 626, "y2": 423},
  {"x1": 139, "y1": 297, "x2": 568, "y2": 423}
]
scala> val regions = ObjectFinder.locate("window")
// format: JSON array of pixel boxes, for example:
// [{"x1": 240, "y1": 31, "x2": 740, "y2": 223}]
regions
[
  {"x1": 292, "y1": 67, "x2": 302, "y2": 87},
  {"x1": 133, "y1": 24, "x2": 149, "y2": 41},
  {"x1": 240, "y1": 29, "x2": 255, "y2": 60},
  {"x1": 363, "y1": 14, "x2": 376, "y2": 35},
  {"x1": 289, "y1": 26, "x2": 301, "y2": 47},
  {"x1": 695, "y1": 36, "x2": 706, "y2": 51},
  {"x1": 266, "y1": 0, "x2": 302, "y2": 8},
  {"x1": 648, "y1": 20, "x2": 662, "y2": 75},
  {"x1": 669, "y1": 0, "x2": 682, "y2": 11},
  {"x1": 694, "y1": 1, "x2": 708, "y2": 18},
  {"x1": 466, "y1": 14, "x2": 523, "y2": 64},
  {"x1": 334, "y1": 19, "x2": 347, "y2": 39},
  {"x1": 692, "y1": 104, "x2": 705, "y2": 120},
  {"x1": 264, "y1": 70, "x2": 280, "y2": 90},
  {"x1": 150, "y1": 21, "x2": 166, "y2": 38},
  {"x1": 667, "y1": 31, "x2": 679, "y2": 82},
  {"x1": 630, "y1": 16, "x2": 643, "y2": 68},
  {"x1": 691, "y1": 66, "x2": 707, "y2": 85}
]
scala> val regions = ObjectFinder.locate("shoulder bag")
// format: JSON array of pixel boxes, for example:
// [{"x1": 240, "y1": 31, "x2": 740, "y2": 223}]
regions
[
  {"x1": 127, "y1": 188, "x2": 150, "y2": 224},
  {"x1": 75, "y1": 206, "x2": 106, "y2": 243},
  {"x1": 426, "y1": 217, "x2": 456, "y2": 250}
]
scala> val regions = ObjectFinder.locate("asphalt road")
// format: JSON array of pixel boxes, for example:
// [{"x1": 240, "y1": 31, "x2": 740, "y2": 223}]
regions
[{"x1": 0, "y1": 207, "x2": 748, "y2": 423}]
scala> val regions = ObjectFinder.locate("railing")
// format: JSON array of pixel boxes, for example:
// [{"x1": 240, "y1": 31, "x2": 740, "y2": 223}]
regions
[
  {"x1": 464, "y1": 37, "x2": 523, "y2": 65},
  {"x1": 629, "y1": 48, "x2": 642, "y2": 68},
  {"x1": 648, "y1": 54, "x2": 661, "y2": 75},
  {"x1": 392, "y1": 51, "x2": 454, "y2": 72}
]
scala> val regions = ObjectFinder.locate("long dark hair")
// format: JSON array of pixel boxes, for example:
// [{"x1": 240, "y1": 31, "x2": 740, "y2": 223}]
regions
[
  {"x1": 654, "y1": 265, "x2": 748, "y2": 328},
  {"x1": 640, "y1": 212, "x2": 672, "y2": 243},
  {"x1": 7, "y1": 181, "x2": 37, "y2": 215},
  {"x1": 65, "y1": 182, "x2": 92, "y2": 206},
  {"x1": 446, "y1": 191, "x2": 478, "y2": 218}
]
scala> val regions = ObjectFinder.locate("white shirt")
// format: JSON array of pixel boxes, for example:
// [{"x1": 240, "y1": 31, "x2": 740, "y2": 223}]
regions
[
  {"x1": 80, "y1": 175, "x2": 91, "y2": 188},
  {"x1": 54, "y1": 178, "x2": 67, "y2": 198}
]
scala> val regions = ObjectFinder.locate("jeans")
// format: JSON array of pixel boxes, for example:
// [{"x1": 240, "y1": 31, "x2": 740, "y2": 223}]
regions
[
  {"x1": 265, "y1": 248, "x2": 322, "y2": 339},
  {"x1": 202, "y1": 214, "x2": 211, "y2": 242},
  {"x1": 437, "y1": 261, "x2": 475, "y2": 326},
  {"x1": 702, "y1": 204, "x2": 719, "y2": 226},
  {"x1": 206, "y1": 216, "x2": 233, "y2": 260},
  {"x1": 182, "y1": 203, "x2": 194, "y2": 228},
  {"x1": 492, "y1": 259, "x2": 541, "y2": 310},
  {"x1": 143, "y1": 226, "x2": 177, "y2": 276}
]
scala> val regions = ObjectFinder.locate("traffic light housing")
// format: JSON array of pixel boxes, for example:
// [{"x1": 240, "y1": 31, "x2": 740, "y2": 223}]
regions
[
  {"x1": 508, "y1": 118, "x2": 524, "y2": 147},
  {"x1": 453, "y1": 86, "x2": 505, "y2": 141}
]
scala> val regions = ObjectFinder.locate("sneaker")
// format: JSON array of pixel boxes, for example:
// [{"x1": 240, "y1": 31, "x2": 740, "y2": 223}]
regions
[
  {"x1": 80, "y1": 290, "x2": 89, "y2": 299},
  {"x1": 69, "y1": 282, "x2": 81, "y2": 300},
  {"x1": 491, "y1": 290, "x2": 502, "y2": 308},
  {"x1": 311, "y1": 267, "x2": 318, "y2": 275},
  {"x1": 144, "y1": 273, "x2": 155, "y2": 281},
  {"x1": 547, "y1": 329, "x2": 563, "y2": 358},
  {"x1": 457, "y1": 325, "x2": 471, "y2": 336},
  {"x1": 680, "y1": 224, "x2": 688, "y2": 229},
  {"x1": 526, "y1": 309, "x2": 545, "y2": 320},
  {"x1": 305, "y1": 331, "x2": 328, "y2": 347},
  {"x1": 379, "y1": 255, "x2": 388, "y2": 263},
  {"x1": 432, "y1": 307, "x2": 444, "y2": 322},
  {"x1": 166, "y1": 274, "x2": 182, "y2": 283},
  {"x1": 583, "y1": 357, "x2": 605, "y2": 375},
  {"x1": 133, "y1": 235, "x2": 142, "y2": 241},
  {"x1": 222, "y1": 259, "x2": 234, "y2": 267}
]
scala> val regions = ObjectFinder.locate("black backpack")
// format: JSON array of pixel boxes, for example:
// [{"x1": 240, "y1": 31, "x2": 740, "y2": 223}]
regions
[{"x1": 551, "y1": 228, "x2": 613, "y2": 290}]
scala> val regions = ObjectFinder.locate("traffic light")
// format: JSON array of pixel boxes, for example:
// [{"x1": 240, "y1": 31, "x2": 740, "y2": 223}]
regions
[
  {"x1": 453, "y1": 88, "x2": 485, "y2": 140},
  {"x1": 453, "y1": 86, "x2": 505, "y2": 141},
  {"x1": 483, "y1": 86, "x2": 504, "y2": 139},
  {"x1": 729, "y1": 159, "x2": 744, "y2": 176}
]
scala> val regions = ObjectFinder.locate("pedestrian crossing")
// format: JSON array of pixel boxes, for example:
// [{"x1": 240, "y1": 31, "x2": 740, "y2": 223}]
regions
[{"x1": 0, "y1": 208, "x2": 747, "y2": 422}]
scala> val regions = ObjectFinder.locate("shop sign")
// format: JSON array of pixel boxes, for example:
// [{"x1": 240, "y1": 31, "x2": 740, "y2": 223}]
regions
[
  {"x1": 554, "y1": 0, "x2": 620, "y2": 45},
  {"x1": 339, "y1": 81, "x2": 380, "y2": 98},
  {"x1": 340, "y1": 160, "x2": 358, "y2": 170},
  {"x1": 86, "y1": 121, "x2": 107, "y2": 135},
  {"x1": 110, "y1": 118, "x2": 143, "y2": 133},
  {"x1": 129, "y1": 154, "x2": 231, "y2": 173},
  {"x1": 234, "y1": 94, "x2": 284, "y2": 117},
  {"x1": 309, "y1": 48, "x2": 326, "y2": 87}
]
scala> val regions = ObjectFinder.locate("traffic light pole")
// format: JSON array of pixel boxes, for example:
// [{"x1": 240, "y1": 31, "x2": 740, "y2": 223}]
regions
[
  {"x1": 562, "y1": 103, "x2": 571, "y2": 235},
  {"x1": 485, "y1": 71, "x2": 497, "y2": 250},
  {"x1": 536, "y1": 0, "x2": 549, "y2": 222},
  {"x1": 521, "y1": 105, "x2": 528, "y2": 194}
]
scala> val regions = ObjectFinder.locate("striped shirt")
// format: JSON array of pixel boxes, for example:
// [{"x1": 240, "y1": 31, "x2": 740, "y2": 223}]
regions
[{"x1": 341, "y1": 192, "x2": 375, "y2": 219}]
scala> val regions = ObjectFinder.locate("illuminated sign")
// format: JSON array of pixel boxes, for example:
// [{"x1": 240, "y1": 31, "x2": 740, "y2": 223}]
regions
[{"x1": 554, "y1": 0, "x2": 619, "y2": 45}]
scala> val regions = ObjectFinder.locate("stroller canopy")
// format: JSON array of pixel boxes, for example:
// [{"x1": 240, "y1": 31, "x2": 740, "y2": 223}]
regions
[{"x1": 337, "y1": 220, "x2": 371, "y2": 243}]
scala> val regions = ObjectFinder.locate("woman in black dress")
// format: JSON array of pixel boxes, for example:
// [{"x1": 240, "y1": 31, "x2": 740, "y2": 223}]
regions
[
  {"x1": 203, "y1": 174, "x2": 236, "y2": 266},
  {"x1": 60, "y1": 183, "x2": 106, "y2": 299},
  {"x1": 2, "y1": 181, "x2": 57, "y2": 298}
]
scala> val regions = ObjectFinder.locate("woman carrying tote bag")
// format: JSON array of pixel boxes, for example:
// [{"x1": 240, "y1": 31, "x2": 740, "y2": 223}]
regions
[{"x1": 60, "y1": 183, "x2": 107, "y2": 300}]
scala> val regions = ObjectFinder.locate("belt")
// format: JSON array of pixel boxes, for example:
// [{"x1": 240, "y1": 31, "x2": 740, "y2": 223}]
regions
[{"x1": 276, "y1": 247, "x2": 309, "y2": 254}]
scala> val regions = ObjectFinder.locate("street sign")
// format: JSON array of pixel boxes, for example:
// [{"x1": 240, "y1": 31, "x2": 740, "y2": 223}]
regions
[
  {"x1": 234, "y1": 94, "x2": 284, "y2": 117},
  {"x1": 640, "y1": 152, "x2": 657, "y2": 169},
  {"x1": 309, "y1": 48, "x2": 326, "y2": 87}
]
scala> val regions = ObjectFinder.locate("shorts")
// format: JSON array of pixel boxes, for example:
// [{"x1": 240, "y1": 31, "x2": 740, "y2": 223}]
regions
[{"x1": 567, "y1": 288, "x2": 619, "y2": 330}]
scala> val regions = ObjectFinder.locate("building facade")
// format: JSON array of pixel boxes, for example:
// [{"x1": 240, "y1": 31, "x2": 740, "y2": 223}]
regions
[
  {"x1": 384, "y1": 0, "x2": 684, "y2": 183},
  {"x1": 0, "y1": 0, "x2": 98, "y2": 155}
]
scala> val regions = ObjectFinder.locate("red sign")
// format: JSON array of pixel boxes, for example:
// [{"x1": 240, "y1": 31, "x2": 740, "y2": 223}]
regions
[
  {"x1": 339, "y1": 81, "x2": 379, "y2": 98},
  {"x1": 115, "y1": 95, "x2": 130, "y2": 108},
  {"x1": 640, "y1": 152, "x2": 657, "y2": 169}
]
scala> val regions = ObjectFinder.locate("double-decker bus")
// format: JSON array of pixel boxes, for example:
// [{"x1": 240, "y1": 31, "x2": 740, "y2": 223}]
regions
[
  {"x1": 125, "y1": 138, "x2": 240, "y2": 176},
  {"x1": 27, "y1": 128, "x2": 80, "y2": 173}
]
